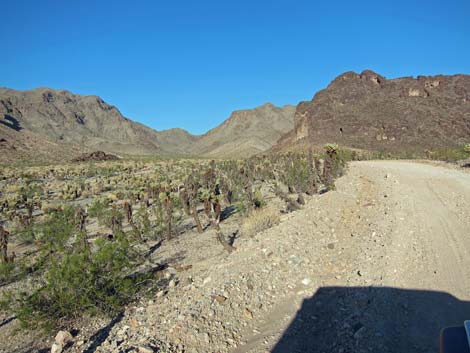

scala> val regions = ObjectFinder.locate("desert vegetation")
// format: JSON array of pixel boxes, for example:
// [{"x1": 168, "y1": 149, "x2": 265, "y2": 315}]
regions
[{"x1": 0, "y1": 147, "x2": 345, "y2": 333}]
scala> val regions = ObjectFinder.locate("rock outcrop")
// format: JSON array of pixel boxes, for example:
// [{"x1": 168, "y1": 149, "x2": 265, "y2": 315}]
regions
[
  {"x1": 72, "y1": 151, "x2": 119, "y2": 162},
  {"x1": 276, "y1": 70, "x2": 470, "y2": 153}
]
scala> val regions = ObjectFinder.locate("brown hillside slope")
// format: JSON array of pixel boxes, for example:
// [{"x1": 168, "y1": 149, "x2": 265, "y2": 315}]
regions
[
  {"x1": 276, "y1": 70, "x2": 470, "y2": 153},
  {"x1": 0, "y1": 88, "x2": 196, "y2": 162},
  {"x1": 0, "y1": 123, "x2": 85, "y2": 165},
  {"x1": 0, "y1": 88, "x2": 295, "y2": 163},
  {"x1": 194, "y1": 103, "x2": 295, "y2": 158}
]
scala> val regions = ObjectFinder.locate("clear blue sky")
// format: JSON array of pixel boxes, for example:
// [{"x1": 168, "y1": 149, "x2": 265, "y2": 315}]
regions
[{"x1": 1, "y1": 0, "x2": 469, "y2": 134}]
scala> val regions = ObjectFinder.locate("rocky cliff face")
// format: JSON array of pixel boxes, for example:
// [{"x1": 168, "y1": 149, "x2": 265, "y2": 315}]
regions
[{"x1": 276, "y1": 70, "x2": 470, "y2": 153}]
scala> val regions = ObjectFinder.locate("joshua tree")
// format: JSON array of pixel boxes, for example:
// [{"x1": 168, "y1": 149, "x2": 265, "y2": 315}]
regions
[
  {"x1": 159, "y1": 189, "x2": 175, "y2": 241},
  {"x1": 0, "y1": 224, "x2": 10, "y2": 263},
  {"x1": 201, "y1": 163, "x2": 235, "y2": 253},
  {"x1": 182, "y1": 174, "x2": 204, "y2": 233},
  {"x1": 72, "y1": 206, "x2": 91, "y2": 254},
  {"x1": 74, "y1": 207, "x2": 89, "y2": 251},
  {"x1": 75, "y1": 207, "x2": 87, "y2": 232},
  {"x1": 25, "y1": 200, "x2": 34, "y2": 225},
  {"x1": 240, "y1": 166, "x2": 255, "y2": 212},
  {"x1": 105, "y1": 206, "x2": 123, "y2": 234},
  {"x1": 323, "y1": 143, "x2": 339, "y2": 190},
  {"x1": 123, "y1": 201, "x2": 133, "y2": 224}
]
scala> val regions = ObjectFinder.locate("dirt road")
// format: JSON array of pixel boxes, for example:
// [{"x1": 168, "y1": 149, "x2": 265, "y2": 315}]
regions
[{"x1": 235, "y1": 161, "x2": 470, "y2": 353}]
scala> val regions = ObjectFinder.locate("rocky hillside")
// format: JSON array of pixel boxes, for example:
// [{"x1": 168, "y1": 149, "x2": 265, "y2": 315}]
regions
[
  {"x1": 0, "y1": 122, "x2": 86, "y2": 165},
  {"x1": 6, "y1": 70, "x2": 467, "y2": 164},
  {"x1": 194, "y1": 103, "x2": 295, "y2": 158},
  {"x1": 276, "y1": 70, "x2": 470, "y2": 154},
  {"x1": 0, "y1": 88, "x2": 295, "y2": 163},
  {"x1": 0, "y1": 88, "x2": 197, "y2": 163}
]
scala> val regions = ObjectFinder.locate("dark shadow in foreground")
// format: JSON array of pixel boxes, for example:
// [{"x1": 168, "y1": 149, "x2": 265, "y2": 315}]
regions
[{"x1": 271, "y1": 286, "x2": 470, "y2": 353}]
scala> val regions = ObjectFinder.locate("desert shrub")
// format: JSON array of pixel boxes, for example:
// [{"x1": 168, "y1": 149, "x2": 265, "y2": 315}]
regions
[
  {"x1": 464, "y1": 143, "x2": 470, "y2": 154},
  {"x1": 19, "y1": 182, "x2": 43, "y2": 200},
  {"x1": 285, "y1": 157, "x2": 311, "y2": 193},
  {"x1": 100, "y1": 206, "x2": 124, "y2": 233},
  {"x1": 428, "y1": 148, "x2": 469, "y2": 162},
  {"x1": 35, "y1": 205, "x2": 77, "y2": 253},
  {"x1": 337, "y1": 148, "x2": 360, "y2": 161},
  {"x1": 15, "y1": 233, "x2": 144, "y2": 331},
  {"x1": 0, "y1": 261, "x2": 16, "y2": 284},
  {"x1": 87, "y1": 198, "x2": 109, "y2": 219},
  {"x1": 14, "y1": 222, "x2": 36, "y2": 244},
  {"x1": 322, "y1": 143, "x2": 345, "y2": 190},
  {"x1": 253, "y1": 189, "x2": 266, "y2": 209},
  {"x1": 241, "y1": 207, "x2": 280, "y2": 238},
  {"x1": 133, "y1": 207, "x2": 157, "y2": 240}
]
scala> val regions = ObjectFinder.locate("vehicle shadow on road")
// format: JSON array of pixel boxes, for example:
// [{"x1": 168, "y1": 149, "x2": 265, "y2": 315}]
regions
[{"x1": 271, "y1": 286, "x2": 470, "y2": 353}]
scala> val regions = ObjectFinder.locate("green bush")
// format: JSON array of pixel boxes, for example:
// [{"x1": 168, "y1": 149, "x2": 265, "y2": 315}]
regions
[
  {"x1": 464, "y1": 143, "x2": 470, "y2": 154},
  {"x1": 87, "y1": 197, "x2": 109, "y2": 220},
  {"x1": 16, "y1": 233, "x2": 144, "y2": 331},
  {"x1": 0, "y1": 261, "x2": 16, "y2": 284},
  {"x1": 37, "y1": 206, "x2": 77, "y2": 250},
  {"x1": 428, "y1": 148, "x2": 469, "y2": 162}
]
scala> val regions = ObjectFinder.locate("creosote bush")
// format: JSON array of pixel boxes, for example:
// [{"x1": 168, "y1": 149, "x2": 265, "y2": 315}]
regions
[
  {"x1": 1, "y1": 201, "x2": 148, "y2": 332},
  {"x1": 14, "y1": 232, "x2": 145, "y2": 331}
]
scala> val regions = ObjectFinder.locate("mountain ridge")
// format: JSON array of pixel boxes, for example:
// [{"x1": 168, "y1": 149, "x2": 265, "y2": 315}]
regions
[
  {"x1": 0, "y1": 87, "x2": 295, "y2": 163},
  {"x1": 2, "y1": 70, "x2": 470, "y2": 164}
]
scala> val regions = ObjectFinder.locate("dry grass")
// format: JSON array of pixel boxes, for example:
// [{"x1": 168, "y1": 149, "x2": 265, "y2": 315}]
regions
[{"x1": 241, "y1": 207, "x2": 280, "y2": 238}]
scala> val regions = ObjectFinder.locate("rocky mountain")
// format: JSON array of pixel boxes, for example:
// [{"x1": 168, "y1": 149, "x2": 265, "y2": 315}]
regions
[
  {"x1": 5, "y1": 70, "x2": 467, "y2": 165},
  {"x1": 0, "y1": 87, "x2": 295, "y2": 163},
  {"x1": 0, "y1": 87, "x2": 197, "y2": 163},
  {"x1": 0, "y1": 121, "x2": 86, "y2": 165},
  {"x1": 193, "y1": 103, "x2": 295, "y2": 158},
  {"x1": 276, "y1": 70, "x2": 470, "y2": 154}
]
